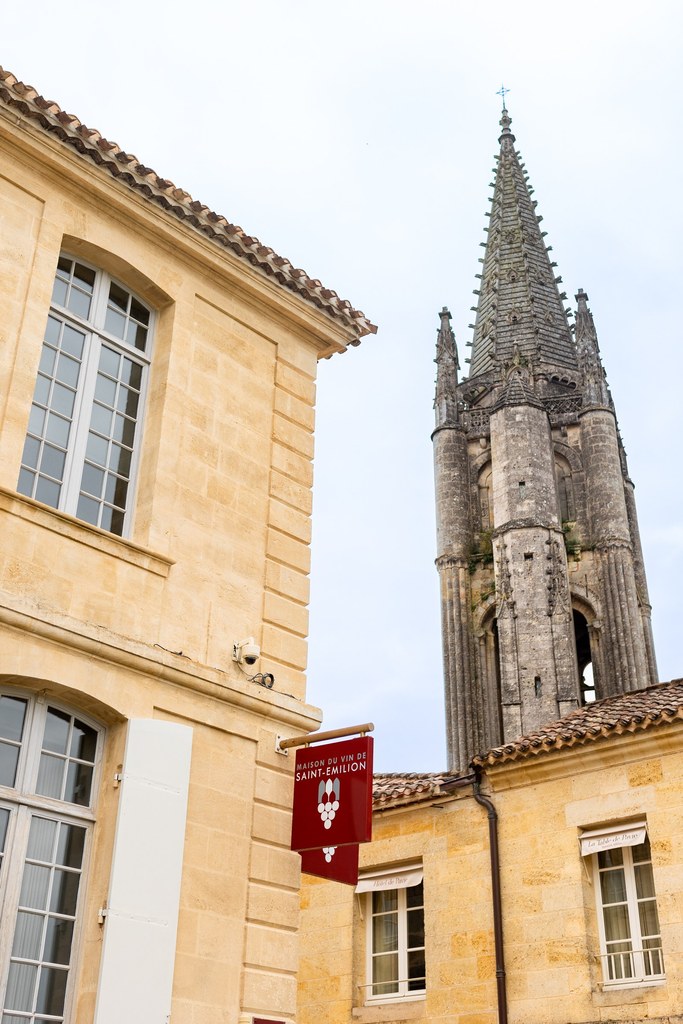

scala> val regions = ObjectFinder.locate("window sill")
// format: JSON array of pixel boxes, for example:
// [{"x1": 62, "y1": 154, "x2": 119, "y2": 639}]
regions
[
  {"x1": 0, "y1": 486, "x2": 174, "y2": 577},
  {"x1": 353, "y1": 997, "x2": 426, "y2": 1023},
  {"x1": 593, "y1": 979, "x2": 666, "y2": 1007}
]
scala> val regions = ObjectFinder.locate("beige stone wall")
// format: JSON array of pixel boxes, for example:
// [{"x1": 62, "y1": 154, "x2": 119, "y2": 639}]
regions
[
  {"x1": 0, "y1": 105, "x2": 360, "y2": 1023},
  {"x1": 298, "y1": 728, "x2": 683, "y2": 1024}
]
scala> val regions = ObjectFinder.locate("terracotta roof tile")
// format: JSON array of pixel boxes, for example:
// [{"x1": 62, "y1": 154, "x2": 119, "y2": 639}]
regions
[
  {"x1": 472, "y1": 679, "x2": 683, "y2": 768},
  {"x1": 373, "y1": 772, "x2": 448, "y2": 808},
  {"x1": 0, "y1": 66, "x2": 376, "y2": 343}
]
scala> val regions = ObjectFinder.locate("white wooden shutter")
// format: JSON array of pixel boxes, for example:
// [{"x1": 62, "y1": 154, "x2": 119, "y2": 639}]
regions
[{"x1": 94, "y1": 718, "x2": 193, "y2": 1024}]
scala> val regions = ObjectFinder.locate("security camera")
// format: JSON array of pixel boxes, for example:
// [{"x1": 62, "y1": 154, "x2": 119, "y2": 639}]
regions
[{"x1": 233, "y1": 638, "x2": 260, "y2": 668}]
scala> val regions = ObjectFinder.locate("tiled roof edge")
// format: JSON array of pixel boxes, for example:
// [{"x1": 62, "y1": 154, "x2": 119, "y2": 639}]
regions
[
  {"x1": 0, "y1": 67, "x2": 377, "y2": 342},
  {"x1": 471, "y1": 679, "x2": 683, "y2": 768}
]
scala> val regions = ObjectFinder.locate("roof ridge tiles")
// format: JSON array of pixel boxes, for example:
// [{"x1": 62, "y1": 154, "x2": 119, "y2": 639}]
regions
[{"x1": 0, "y1": 65, "x2": 376, "y2": 342}]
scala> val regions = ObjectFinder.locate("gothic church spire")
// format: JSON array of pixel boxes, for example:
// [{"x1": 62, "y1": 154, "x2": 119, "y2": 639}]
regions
[{"x1": 469, "y1": 106, "x2": 577, "y2": 378}]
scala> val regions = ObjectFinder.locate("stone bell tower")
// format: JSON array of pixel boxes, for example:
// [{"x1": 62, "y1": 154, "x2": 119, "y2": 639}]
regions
[{"x1": 433, "y1": 106, "x2": 657, "y2": 773}]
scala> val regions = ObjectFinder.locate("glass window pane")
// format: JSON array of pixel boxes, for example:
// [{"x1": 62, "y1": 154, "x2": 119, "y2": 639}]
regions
[
  {"x1": 121, "y1": 359, "x2": 143, "y2": 390},
  {"x1": 99, "y1": 346, "x2": 120, "y2": 378},
  {"x1": 70, "y1": 720, "x2": 97, "y2": 762},
  {"x1": 109, "y1": 444, "x2": 132, "y2": 478},
  {"x1": 108, "y1": 507, "x2": 125, "y2": 536},
  {"x1": 633, "y1": 838, "x2": 652, "y2": 864},
  {"x1": 407, "y1": 949, "x2": 426, "y2": 989},
  {"x1": 28, "y1": 404, "x2": 46, "y2": 436},
  {"x1": 51, "y1": 278, "x2": 68, "y2": 307},
  {"x1": 372, "y1": 953, "x2": 398, "y2": 994},
  {"x1": 406, "y1": 881, "x2": 423, "y2": 908},
  {"x1": 39, "y1": 445, "x2": 66, "y2": 482},
  {"x1": 43, "y1": 710, "x2": 70, "y2": 755},
  {"x1": 44, "y1": 316, "x2": 61, "y2": 346},
  {"x1": 104, "y1": 308, "x2": 126, "y2": 339},
  {"x1": 129, "y1": 297, "x2": 149, "y2": 326},
  {"x1": 86, "y1": 431, "x2": 108, "y2": 466},
  {"x1": 407, "y1": 908, "x2": 425, "y2": 947},
  {"x1": 73, "y1": 263, "x2": 95, "y2": 289},
  {"x1": 45, "y1": 413, "x2": 70, "y2": 449},
  {"x1": 36, "y1": 754, "x2": 64, "y2": 800},
  {"x1": 38, "y1": 344, "x2": 56, "y2": 376},
  {"x1": 50, "y1": 870, "x2": 80, "y2": 916},
  {"x1": 0, "y1": 696, "x2": 27, "y2": 742},
  {"x1": 0, "y1": 743, "x2": 20, "y2": 788},
  {"x1": 56, "y1": 825, "x2": 86, "y2": 869},
  {"x1": 5, "y1": 962, "x2": 37, "y2": 1012},
  {"x1": 17, "y1": 468, "x2": 35, "y2": 498},
  {"x1": 598, "y1": 848, "x2": 624, "y2": 869},
  {"x1": 36, "y1": 966, "x2": 68, "y2": 1016},
  {"x1": 90, "y1": 403, "x2": 113, "y2": 436},
  {"x1": 64, "y1": 761, "x2": 93, "y2": 806},
  {"x1": 27, "y1": 818, "x2": 57, "y2": 863},
  {"x1": 603, "y1": 903, "x2": 631, "y2": 943},
  {"x1": 43, "y1": 918, "x2": 75, "y2": 966},
  {"x1": 76, "y1": 495, "x2": 100, "y2": 527},
  {"x1": 22, "y1": 436, "x2": 40, "y2": 469},
  {"x1": 80, "y1": 464, "x2": 105, "y2": 499},
  {"x1": 51, "y1": 383, "x2": 76, "y2": 418},
  {"x1": 34, "y1": 375, "x2": 50, "y2": 406},
  {"x1": 55, "y1": 354, "x2": 80, "y2": 388},
  {"x1": 12, "y1": 911, "x2": 44, "y2": 960},
  {"x1": 639, "y1": 899, "x2": 661, "y2": 939},
  {"x1": 600, "y1": 868, "x2": 627, "y2": 905},
  {"x1": 635, "y1": 862, "x2": 656, "y2": 900},
  {"x1": 67, "y1": 288, "x2": 91, "y2": 319},
  {"x1": 133, "y1": 323, "x2": 148, "y2": 351},
  {"x1": 373, "y1": 890, "x2": 398, "y2": 914},
  {"x1": 34, "y1": 477, "x2": 61, "y2": 508},
  {"x1": 372, "y1": 913, "x2": 398, "y2": 954},
  {"x1": 116, "y1": 386, "x2": 139, "y2": 419},
  {"x1": 19, "y1": 864, "x2": 51, "y2": 911},
  {"x1": 61, "y1": 325, "x2": 85, "y2": 359},
  {"x1": 108, "y1": 282, "x2": 129, "y2": 312},
  {"x1": 112, "y1": 415, "x2": 136, "y2": 447},
  {"x1": 105, "y1": 473, "x2": 129, "y2": 507},
  {"x1": 94, "y1": 374, "x2": 117, "y2": 407}
]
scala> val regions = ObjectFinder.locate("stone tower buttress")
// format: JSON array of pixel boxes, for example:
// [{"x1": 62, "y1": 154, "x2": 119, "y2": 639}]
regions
[{"x1": 433, "y1": 107, "x2": 658, "y2": 774}]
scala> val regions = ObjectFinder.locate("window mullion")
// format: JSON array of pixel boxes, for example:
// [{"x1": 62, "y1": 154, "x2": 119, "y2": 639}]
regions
[
  {"x1": 62, "y1": 330, "x2": 100, "y2": 515},
  {"x1": 623, "y1": 847, "x2": 645, "y2": 980},
  {"x1": 397, "y1": 887, "x2": 408, "y2": 996}
]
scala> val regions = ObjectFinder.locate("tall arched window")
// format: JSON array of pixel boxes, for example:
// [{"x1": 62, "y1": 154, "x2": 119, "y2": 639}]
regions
[
  {"x1": 0, "y1": 691, "x2": 101, "y2": 1023},
  {"x1": 478, "y1": 466, "x2": 493, "y2": 532},
  {"x1": 555, "y1": 456, "x2": 575, "y2": 522},
  {"x1": 17, "y1": 255, "x2": 153, "y2": 536}
]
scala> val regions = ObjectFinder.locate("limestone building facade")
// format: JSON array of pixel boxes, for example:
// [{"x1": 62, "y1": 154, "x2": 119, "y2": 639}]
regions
[
  {"x1": 298, "y1": 682, "x2": 683, "y2": 1024},
  {"x1": 0, "y1": 66, "x2": 374, "y2": 1024},
  {"x1": 434, "y1": 107, "x2": 657, "y2": 773}
]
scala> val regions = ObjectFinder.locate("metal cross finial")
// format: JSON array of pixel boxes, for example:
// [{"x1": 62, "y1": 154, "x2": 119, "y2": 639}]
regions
[{"x1": 497, "y1": 84, "x2": 510, "y2": 110}]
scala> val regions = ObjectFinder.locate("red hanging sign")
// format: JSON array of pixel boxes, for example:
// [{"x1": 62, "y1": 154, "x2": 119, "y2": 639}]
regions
[
  {"x1": 291, "y1": 736, "x2": 373, "y2": 851},
  {"x1": 300, "y1": 843, "x2": 360, "y2": 885}
]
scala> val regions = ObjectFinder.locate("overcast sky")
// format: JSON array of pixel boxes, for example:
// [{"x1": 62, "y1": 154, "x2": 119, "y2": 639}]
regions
[{"x1": 4, "y1": 2, "x2": 682, "y2": 772}]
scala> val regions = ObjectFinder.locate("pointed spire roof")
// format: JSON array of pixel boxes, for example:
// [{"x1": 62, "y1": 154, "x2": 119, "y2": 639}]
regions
[
  {"x1": 434, "y1": 306, "x2": 459, "y2": 427},
  {"x1": 575, "y1": 288, "x2": 610, "y2": 407},
  {"x1": 468, "y1": 106, "x2": 578, "y2": 379}
]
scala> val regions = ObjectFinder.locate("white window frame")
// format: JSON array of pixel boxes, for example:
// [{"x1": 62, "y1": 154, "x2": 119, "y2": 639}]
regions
[
  {"x1": 586, "y1": 825, "x2": 665, "y2": 988},
  {"x1": 0, "y1": 689, "x2": 103, "y2": 1023},
  {"x1": 17, "y1": 254, "x2": 153, "y2": 538},
  {"x1": 359, "y1": 865, "x2": 425, "y2": 1004}
]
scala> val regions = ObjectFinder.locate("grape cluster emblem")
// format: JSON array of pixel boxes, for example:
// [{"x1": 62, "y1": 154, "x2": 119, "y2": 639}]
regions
[{"x1": 318, "y1": 777, "x2": 340, "y2": 829}]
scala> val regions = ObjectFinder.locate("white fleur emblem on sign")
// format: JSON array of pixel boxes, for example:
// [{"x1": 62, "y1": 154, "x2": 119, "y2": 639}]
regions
[
  {"x1": 322, "y1": 846, "x2": 336, "y2": 863},
  {"x1": 317, "y1": 777, "x2": 340, "y2": 829}
]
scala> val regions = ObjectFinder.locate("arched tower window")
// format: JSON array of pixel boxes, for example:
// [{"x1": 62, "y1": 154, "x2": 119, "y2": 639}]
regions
[
  {"x1": 478, "y1": 466, "x2": 493, "y2": 532},
  {"x1": 17, "y1": 254, "x2": 153, "y2": 537},
  {"x1": 0, "y1": 689, "x2": 101, "y2": 1022},
  {"x1": 573, "y1": 608, "x2": 596, "y2": 704},
  {"x1": 555, "y1": 455, "x2": 576, "y2": 522}
]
